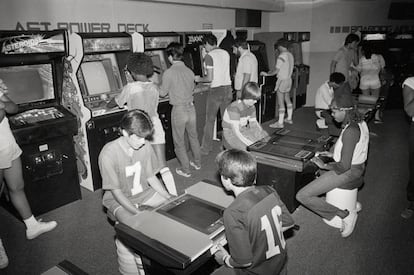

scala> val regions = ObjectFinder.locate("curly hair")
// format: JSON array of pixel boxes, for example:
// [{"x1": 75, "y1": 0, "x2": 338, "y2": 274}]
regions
[{"x1": 126, "y1": 53, "x2": 154, "y2": 77}]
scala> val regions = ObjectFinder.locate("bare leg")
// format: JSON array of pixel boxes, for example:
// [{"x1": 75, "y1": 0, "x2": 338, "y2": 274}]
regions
[
  {"x1": 2, "y1": 157, "x2": 32, "y2": 219},
  {"x1": 152, "y1": 143, "x2": 167, "y2": 168}
]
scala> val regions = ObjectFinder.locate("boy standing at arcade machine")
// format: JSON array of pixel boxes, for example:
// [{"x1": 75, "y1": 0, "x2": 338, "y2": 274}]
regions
[
  {"x1": 0, "y1": 79, "x2": 57, "y2": 269},
  {"x1": 159, "y1": 42, "x2": 201, "y2": 178},
  {"x1": 107, "y1": 53, "x2": 176, "y2": 195},
  {"x1": 213, "y1": 149, "x2": 294, "y2": 275},
  {"x1": 196, "y1": 33, "x2": 233, "y2": 155},
  {"x1": 260, "y1": 38, "x2": 294, "y2": 129}
]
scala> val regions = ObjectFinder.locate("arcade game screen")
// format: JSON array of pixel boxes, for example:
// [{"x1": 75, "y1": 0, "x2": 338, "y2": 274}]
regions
[
  {"x1": 157, "y1": 195, "x2": 224, "y2": 236},
  {"x1": 77, "y1": 53, "x2": 123, "y2": 96},
  {"x1": 0, "y1": 64, "x2": 54, "y2": 105}
]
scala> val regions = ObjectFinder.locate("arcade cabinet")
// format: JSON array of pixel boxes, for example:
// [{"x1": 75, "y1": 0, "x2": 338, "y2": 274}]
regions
[
  {"x1": 140, "y1": 32, "x2": 182, "y2": 161},
  {"x1": 248, "y1": 128, "x2": 333, "y2": 212},
  {"x1": 0, "y1": 30, "x2": 81, "y2": 215},
  {"x1": 182, "y1": 31, "x2": 211, "y2": 142},
  {"x1": 63, "y1": 32, "x2": 139, "y2": 191},
  {"x1": 247, "y1": 40, "x2": 274, "y2": 123}
]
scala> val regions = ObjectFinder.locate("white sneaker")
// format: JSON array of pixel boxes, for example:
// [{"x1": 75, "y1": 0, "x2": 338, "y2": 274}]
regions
[
  {"x1": 175, "y1": 168, "x2": 191, "y2": 178},
  {"x1": 189, "y1": 161, "x2": 201, "y2": 170},
  {"x1": 269, "y1": 122, "x2": 284, "y2": 129},
  {"x1": 323, "y1": 215, "x2": 342, "y2": 229},
  {"x1": 0, "y1": 239, "x2": 8, "y2": 269},
  {"x1": 341, "y1": 212, "x2": 358, "y2": 238},
  {"x1": 26, "y1": 219, "x2": 57, "y2": 240}
]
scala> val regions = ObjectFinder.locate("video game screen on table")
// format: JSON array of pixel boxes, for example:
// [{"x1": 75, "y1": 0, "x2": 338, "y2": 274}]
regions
[{"x1": 157, "y1": 194, "x2": 224, "y2": 236}]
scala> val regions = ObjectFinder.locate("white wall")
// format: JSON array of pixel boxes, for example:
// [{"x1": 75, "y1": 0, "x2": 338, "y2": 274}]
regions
[{"x1": 0, "y1": 0, "x2": 239, "y2": 32}]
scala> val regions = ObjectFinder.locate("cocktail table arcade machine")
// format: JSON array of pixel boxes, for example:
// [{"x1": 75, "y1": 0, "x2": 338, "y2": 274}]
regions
[
  {"x1": 115, "y1": 181, "x2": 233, "y2": 275},
  {"x1": 248, "y1": 128, "x2": 334, "y2": 213}
]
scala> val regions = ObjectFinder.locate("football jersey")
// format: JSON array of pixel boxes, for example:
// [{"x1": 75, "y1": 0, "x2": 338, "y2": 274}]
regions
[
  {"x1": 223, "y1": 186, "x2": 294, "y2": 275},
  {"x1": 99, "y1": 138, "x2": 161, "y2": 204}
]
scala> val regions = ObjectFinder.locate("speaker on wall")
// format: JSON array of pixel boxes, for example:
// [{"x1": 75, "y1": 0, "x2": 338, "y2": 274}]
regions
[{"x1": 235, "y1": 9, "x2": 262, "y2": 28}]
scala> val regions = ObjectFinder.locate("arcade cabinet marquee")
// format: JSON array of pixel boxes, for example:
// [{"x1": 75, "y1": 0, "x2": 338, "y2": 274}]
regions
[{"x1": 0, "y1": 29, "x2": 81, "y2": 215}]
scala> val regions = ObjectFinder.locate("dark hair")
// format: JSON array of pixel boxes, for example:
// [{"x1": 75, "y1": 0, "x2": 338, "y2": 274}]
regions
[
  {"x1": 233, "y1": 38, "x2": 249, "y2": 50},
  {"x1": 329, "y1": 72, "x2": 346, "y2": 85},
  {"x1": 126, "y1": 53, "x2": 154, "y2": 78},
  {"x1": 241, "y1": 82, "x2": 261, "y2": 100},
  {"x1": 344, "y1": 33, "x2": 360, "y2": 46},
  {"x1": 216, "y1": 149, "x2": 257, "y2": 187},
  {"x1": 361, "y1": 44, "x2": 372, "y2": 59},
  {"x1": 120, "y1": 109, "x2": 154, "y2": 141},
  {"x1": 166, "y1": 42, "x2": 184, "y2": 61},
  {"x1": 275, "y1": 38, "x2": 290, "y2": 50},
  {"x1": 331, "y1": 84, "x2": 364, "y2": 124},
  {"x1": 202, "y1": 33, "x2": 217, "y2": 46}
]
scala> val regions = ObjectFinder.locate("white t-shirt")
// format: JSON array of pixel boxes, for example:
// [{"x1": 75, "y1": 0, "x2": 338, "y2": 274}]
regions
[
  {"x1": 333, "y1": 122, "x2": 369, "y2": 165},
  {"x1": 234, "y1": 50, "x2": 258, "y2": 90},
  {"x1": 403, "y1": 77, "x2": 414, "y2": 122},
  {"x1": 204, "y1": 48, "x2": 231, "y2": 88},
  {"x1": 315, "y1": 82, "x2": 334, "y2": 110},
  {"x1": 276, "y1": 51, "x2": 294, "y2": 80}
]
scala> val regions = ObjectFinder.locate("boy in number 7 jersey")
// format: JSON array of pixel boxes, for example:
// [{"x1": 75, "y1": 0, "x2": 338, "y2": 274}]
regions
[{"x1": 213, "y1": 149, "x2": 294, "y2": 275}]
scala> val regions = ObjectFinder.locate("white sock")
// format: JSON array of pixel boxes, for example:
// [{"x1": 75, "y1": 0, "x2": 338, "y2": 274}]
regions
[
  {"x1": 278, "y1": 109, "x2": 285, "y2": 124},
  {"x1": 160, "y1": 167, "x2": 177, "y2": 196},
  {"x1": 287, "y1": 104, "x2": 293, "y2": 120},
  {"x1": 23, "y1": 215, "x2": 37, "y2": 229}
]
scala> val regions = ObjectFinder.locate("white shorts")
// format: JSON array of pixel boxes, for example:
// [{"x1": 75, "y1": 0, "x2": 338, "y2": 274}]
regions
[
  {"x1": 0, "y1": 141, "x2": 22, "y2": 169},
  {"x1": 275, "y1": 78, "x2": 292, "y2": 93},
  {"x1": 151, "y1": 116, "x2": 166, "y2": 144},
  {"x1": 360, "y1": 76, "x2": 381, "y2": 90}
]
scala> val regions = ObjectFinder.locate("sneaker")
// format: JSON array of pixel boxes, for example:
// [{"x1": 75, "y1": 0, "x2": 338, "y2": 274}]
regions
[
  {"x1": 26, "y1": 219, "x2": 57, "y2": 240},
  {"x1": 341, "y1": 212, "x2": 358, "y2": 238},
  {"x1": 189, "y1": 161, "x2": 201, "y2": 170},
  {"x1": 374, "y1": 119, "x2": 383, "y2": 124},
  {"x1": 176, "y1": 168, "x2": 191, "y2": 178},
  {"x1": 323, "y1": 215, "x2": 342, "y2": 229},
  {"x1": 0, "y1": 239, "x2": 8, "y2": 269},
  {"x1": 269, "y1": 122, "x2": 284, "y2": 129},
  {"x1": 284, "y1": 119, "x2": 293, "y2": 124}
]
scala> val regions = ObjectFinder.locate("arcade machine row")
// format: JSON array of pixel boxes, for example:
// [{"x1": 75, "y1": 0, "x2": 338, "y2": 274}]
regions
[
  {"x1": 0, "y1": 30, "x2": 81, "y2": 215},
  {"x1": 140, "y1": 32, "x2": 182, "y2": 161},
  {"x1": 62, "y1": 32, "x2": 140, "y2": 191}
]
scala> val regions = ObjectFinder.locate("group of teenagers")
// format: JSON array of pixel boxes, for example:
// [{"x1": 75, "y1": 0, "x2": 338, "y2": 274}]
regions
[
  {"x1": 95, "y1": 34, "x2": 372, "y2": 274},
  {"x1": 0, "y1": 31, "x2": 408, "y2": 275}
]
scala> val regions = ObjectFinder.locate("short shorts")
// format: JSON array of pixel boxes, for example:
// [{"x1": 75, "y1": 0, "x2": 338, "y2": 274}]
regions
[
  {"x1": 360, "y1": 75, "x2": 381, "y2": 90},
  {"x1": 275, "y1": 78, "x2": 292, "y2": 93},
  {"x1": 0, "y1": 140, "x2": 22, "y2": 169}
]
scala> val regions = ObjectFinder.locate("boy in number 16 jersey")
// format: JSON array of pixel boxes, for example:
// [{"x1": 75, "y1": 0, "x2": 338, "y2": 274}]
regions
[{"x1": 213, "y1": 149, "x2": 295, "y2": 275}]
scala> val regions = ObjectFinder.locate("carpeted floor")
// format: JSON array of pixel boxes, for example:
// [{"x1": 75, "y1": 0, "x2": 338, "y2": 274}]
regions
[{"x1": 1, "y1": 107, "x2": 413, "y2": 275}]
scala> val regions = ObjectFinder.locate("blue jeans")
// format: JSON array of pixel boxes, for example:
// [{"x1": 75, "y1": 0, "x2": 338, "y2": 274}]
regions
[
  {"x1": 201, "y1": 85, "x2": 233, "y2": 152},
  {"x1": 296, "y1": 164, "x2": 365, "y2": 220},
  {"x1": 171, "y1": 104, "x2": 201, "y2": 173},
  {"x1": 407, "y1": 121, "x2": 414, "y2": 202}
]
